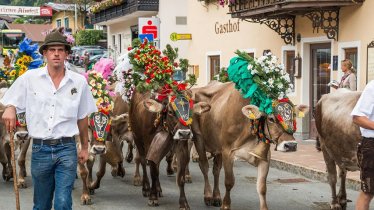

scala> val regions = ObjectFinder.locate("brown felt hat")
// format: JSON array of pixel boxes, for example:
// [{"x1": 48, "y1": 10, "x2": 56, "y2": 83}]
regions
[{"x1": 39, "y1": 28, "x2": 71, "y2": 54}]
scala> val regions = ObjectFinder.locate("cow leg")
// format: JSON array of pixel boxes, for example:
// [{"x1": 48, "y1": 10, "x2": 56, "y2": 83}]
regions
[
  {"x1": 212, "y1": 153, "x2": 222, "y2": 207},
  {"x1": 86, "y1": 157, "x2": 95, "y2": 195},
  {"x1": 194, "y1": 139, "x2": 213, "y2": 206},
  {"x1": 78, "y1": 162, "x2": 92, "y2": 205},
  {"x1": 337, "y1": 167, "x2": 348, "y2": 208},
  {"x1": 126, "y1": 140, "x2": 134, "y2": 163},
  {"x1": 17, "y1": 139, "x2": 31, "y2": 188},
  {"x1": 133, "y1": 151, "x2": 142, "y2": 186},
  {"x1": 90, "y1": 156, "x2": 106, "y2": 191},
  {"x1": 4, "y1": 143, "x2": 13, "y2": 181},
  {"x1": 175, "y1": 140, "x2": 190, "y2": 210},
  {"x1": 165, "y1": 149, "x2": 175, "y2": 176},
  {"x1": 184, "y1": 140, "x2": 194, "y2": 184},
  {"x1": 221, "y1": 151, "x2": 235, "y2": 210},
  {"x1": 148, "y1": 161, "x2": 160, "y2": 206},
  {"x1": 322, "y1": 147, "x2": 340, "y2": 210},
  {"x1": 257, "y1": 160, "x2": 270, "y2": 210},
  {"x1": 140, "y1": 153, "x2": 150, "y2": 197}
]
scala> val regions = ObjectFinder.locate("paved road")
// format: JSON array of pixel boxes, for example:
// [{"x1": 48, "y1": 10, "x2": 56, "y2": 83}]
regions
[{"x1": 0, "y1": 146, "x2": 372, "y2": 210}]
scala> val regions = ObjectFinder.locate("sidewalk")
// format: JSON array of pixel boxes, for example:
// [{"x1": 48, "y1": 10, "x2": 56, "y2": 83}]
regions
[{"x1": 270, "y1": 139, "x2": 361, "y2": 191}]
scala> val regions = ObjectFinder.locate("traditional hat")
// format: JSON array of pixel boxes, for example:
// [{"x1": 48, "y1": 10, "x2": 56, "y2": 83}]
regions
[{"x1": 39, "y1": 28, "x2": 71, "y2": 54}]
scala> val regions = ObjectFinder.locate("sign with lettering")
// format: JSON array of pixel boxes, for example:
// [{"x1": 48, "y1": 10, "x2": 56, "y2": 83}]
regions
[
  {"x1": 0, "y1": 6, "x2": 52, "y2": 16},
  {"x1": 215, "y1": 19, "x2": 240, "y2": 34},
  {"x1": 170, "y1": 32, "x2": 192, "y2": 41}
]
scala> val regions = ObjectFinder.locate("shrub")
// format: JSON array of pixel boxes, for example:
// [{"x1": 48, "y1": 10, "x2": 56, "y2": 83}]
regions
[{"x1": 75, "y1": 30, "x2": 104, "y2": 46}]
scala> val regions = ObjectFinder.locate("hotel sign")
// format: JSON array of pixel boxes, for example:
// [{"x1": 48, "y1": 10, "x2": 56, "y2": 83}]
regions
[{"x1": 0, "y1": 6, "x2": 52, "y2": 17}]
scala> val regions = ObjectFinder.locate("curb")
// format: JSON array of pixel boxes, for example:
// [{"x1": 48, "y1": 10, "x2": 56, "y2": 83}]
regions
[{"x1": 270, "y1": 158, "x2": 361, "y2": 191}]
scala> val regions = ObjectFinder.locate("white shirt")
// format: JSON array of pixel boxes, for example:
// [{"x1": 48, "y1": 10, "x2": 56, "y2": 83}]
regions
[
  {"x1": 0, "y1": 65, "x2": 97, "y2": 139},
  {"x1": 351, "y1": 80, "x2": 374, "y2": 138}
]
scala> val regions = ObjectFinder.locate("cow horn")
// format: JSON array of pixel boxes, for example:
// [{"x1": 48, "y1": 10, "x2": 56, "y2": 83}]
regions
[{"x1": 249, "y1": 141, "x2": 270, "y2": 161}]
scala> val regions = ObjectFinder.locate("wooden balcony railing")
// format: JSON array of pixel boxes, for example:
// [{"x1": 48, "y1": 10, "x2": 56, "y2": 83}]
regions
[{"x1": 91, "y1": 0, "x2": 159, "y2": 24}]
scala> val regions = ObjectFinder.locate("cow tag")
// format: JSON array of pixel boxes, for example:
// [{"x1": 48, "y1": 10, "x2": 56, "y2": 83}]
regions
[{"x1": 242, "y1": 105, "x2": 262, "y2": 120}]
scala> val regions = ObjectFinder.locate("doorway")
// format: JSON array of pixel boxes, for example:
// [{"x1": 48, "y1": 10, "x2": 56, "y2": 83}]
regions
[{"x1": 309, "y1": 43, "x2": 331, "y2": 139}]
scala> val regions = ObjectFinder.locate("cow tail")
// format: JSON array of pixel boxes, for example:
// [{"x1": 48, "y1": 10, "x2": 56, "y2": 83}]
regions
[{"x1": 314, "y1": 100, "x2": 323, "y2": 152}]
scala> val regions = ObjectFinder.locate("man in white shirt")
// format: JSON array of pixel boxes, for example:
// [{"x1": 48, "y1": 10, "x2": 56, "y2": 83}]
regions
[
  {"x1": 1, "y1": 28, "x2": 97, "y2": 210},
  {"x1": 351, "y1": 80, "x2": 374, "y2": 210}
]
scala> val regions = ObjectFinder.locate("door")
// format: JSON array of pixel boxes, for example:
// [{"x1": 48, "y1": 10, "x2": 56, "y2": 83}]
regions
[{"x1": 309, "y1": 43, "x2": 331, "y2": 139}]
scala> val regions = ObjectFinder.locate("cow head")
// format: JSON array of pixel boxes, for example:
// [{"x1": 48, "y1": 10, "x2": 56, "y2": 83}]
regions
[
  {"x1": 110, "y1": 113, "x2": 131, "y2": 149},
  {"x1": 144, "y1": 92, "x2": 210, "y2": 140},
  {"x1": 88, "y1": 112, "x2": 111, "y2": 155},
  {"x1": 242, "y1": 99, "x2": 309, "y2": 152},
  {"x1": 14, "y1": 112, "x2": 30, "y2": 147}
]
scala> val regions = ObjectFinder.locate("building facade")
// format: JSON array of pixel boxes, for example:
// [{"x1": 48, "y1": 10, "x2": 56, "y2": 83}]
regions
[{"x1": 46, "y1": 3, "x2": 85, "y2": 33}]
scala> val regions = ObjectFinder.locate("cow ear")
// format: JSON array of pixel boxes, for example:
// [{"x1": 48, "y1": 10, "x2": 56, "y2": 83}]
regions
[
  {"x1": 193, "y1": 102, "x2": 210, "y2": 115},
  {"x1": 294, "y1": 104, "x2": 309, "y2": 118},
  {"x1": 242, "y1": 105, "x2": 262, "y2": 120},
  {"x1": 144, "y1": 99, "x2": 163, "y2": 113},
  {"x1": 111, "y1": 113, "x2": 129, "y2": 126}
]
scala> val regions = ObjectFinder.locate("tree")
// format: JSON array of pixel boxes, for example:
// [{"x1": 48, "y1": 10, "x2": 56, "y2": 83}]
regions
[{"x1": 75, "y1": 30, "x2": 104, "y2": 45}]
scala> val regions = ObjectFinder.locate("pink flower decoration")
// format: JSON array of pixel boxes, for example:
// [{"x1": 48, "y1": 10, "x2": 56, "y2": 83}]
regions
[{"x1": 66, "y1": 34, "x2": 75, "y2": 44}]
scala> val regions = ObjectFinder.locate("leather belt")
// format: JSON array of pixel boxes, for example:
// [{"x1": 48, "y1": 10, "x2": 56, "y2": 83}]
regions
[{"x1": 33, "y1": 137, "x2": 75, "y2": 145}]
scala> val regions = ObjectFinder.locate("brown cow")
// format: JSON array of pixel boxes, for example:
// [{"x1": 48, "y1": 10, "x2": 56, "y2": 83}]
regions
[
  {"x1": 191, "y1": 82, "x2": 307, "y2": 210},
  {"x1": 315, "y1": 88, "x2": 361, "y2": 210},
  {"x1": 78, "y1": 97, "x2": 132, "y2": 205},
  {"x1": 130, "y1": 90, "x2": 209, "y2": 209},
  {"x1": 0, "y1": 88, "x2": 31, "y2": 188}
]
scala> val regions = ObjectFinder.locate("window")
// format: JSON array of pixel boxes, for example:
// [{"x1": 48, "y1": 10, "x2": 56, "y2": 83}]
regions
[
  {"x1": 118, "y1": 34, "x2": 122, "y2": 54},
  {"x1": 112, "y1": 35, "x2": 115, "y2": 50},
  {"x1": 176, "y1": 16, "x2": 187, "y2": 25},
  {"x1": 284, "y1": 50, "x2": 295, "y2": 91},
  {"x1": 64, "y1": 17, "x2": 69, "y2": 29},
  {"x1": 56, "y1": 19, "x2": 61, "y2": 28},
  {"x1": 209, "y1": 55, "x2": 220, "y2": 81},
  {"x1": 344, "y1": 48, "x2": 358, "y2": 70},
  {"x1": 130, "y1": 25, "x2": 138, "y2": 41},
  {"x1": 248, "y1": 52, "x2": 254, "y2": 58}
]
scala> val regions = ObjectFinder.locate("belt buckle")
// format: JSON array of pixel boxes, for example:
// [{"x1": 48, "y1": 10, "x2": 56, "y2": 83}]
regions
[{"x1": 49, "y1": 139, "x2": 59, "y2": 146}]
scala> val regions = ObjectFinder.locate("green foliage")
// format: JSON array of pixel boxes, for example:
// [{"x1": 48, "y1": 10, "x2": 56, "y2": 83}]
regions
[
  {"x1": 187, "y1": 74, "x2": 197, "y2": 87},
  {"x1": 13, "y1": 18, "x2": 25, "y2": 24},
  {"x1": 213, "y1": 67, "x2": 229, "y2": 83},
  {"x1": 131, "y1": 38, "x2": 141, "y2": 48},
  {"x1": 162, "y1": 44, "x2": 178, "y2": 63},
  {"x1": 75, "y1": 30, "x2": 104, "y2": 46},
  {"x1": 179, "y1": 58, "x2": 189, "y2": 72}
]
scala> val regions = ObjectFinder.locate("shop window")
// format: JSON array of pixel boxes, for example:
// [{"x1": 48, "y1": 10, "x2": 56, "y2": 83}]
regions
[
  {"x1": 284, "y1": 50, "x2": 295, "y2": 92},
  {"x1": 344, "y1": 48, "x2": 358, "y2": 70},
  {"x1": 209, "y1": 55, "x2": 220, "y2": 81}
]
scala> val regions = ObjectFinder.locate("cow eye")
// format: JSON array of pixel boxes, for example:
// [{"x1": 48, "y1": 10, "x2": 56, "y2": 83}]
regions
[
  {"x1": 168, "y1": 110, "x2": 174, "y2": 116},
  {"x1": 268, "y1": 116, "x2": 276, "y2": 123}
]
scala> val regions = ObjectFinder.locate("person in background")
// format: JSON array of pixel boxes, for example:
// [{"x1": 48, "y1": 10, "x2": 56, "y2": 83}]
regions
[
  {"x1": 1, "y1": 28, "x2": 97, "y2": 210},
  {"x1": 331, "y1": 59, "x2": 357, "y2": 91}
]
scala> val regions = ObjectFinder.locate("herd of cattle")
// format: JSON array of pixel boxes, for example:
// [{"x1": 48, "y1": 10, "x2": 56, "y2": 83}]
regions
[{"x1": 0, "y1": 78, "x2": 365, "y2": 210}]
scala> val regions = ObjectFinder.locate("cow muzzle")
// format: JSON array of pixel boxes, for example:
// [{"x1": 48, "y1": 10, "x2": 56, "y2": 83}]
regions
[
  {"x1": 15, "y1": 131, "x2": 29, "y2": 141},
  {"x1": 173, "y1": 129, "x2": 193, "y2": 140},
  {"x1": 276, "y1": 140, "x2": 298, "y2": 152},
  {"x1": 90, "y1": 145, "x2": 106, "y2": 155}
]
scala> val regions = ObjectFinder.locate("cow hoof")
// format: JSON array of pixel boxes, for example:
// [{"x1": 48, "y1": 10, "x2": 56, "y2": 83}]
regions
[
  {"x1": 148, "y1": 199, "x2": 159, "y2": 206},
  {"x1": 330, "y1": 203, "x2": 343, "y2": 210},
  {"x1": 89, "y1": 189, "x2": 95, "y2": 195},
  {"x1": 17, "y1": 180, "x2": 27, "y2": 189},
  {"x1": 220, "y1": 205, "x2": 231, "y2": 210},
  {"x1": 179, "y1": 206, "x2": 190, "y2": 210},
  {"x1": 213, "y1": 197, "x2": 222, "y2": 207},
  {"x1": 126, "y1": 153, "x2": 133, "y2": 163},
  {"x1": 81, "y1": 194, "x2": 92, "y2": 205},
  {"x1": 167, "y1": 168, "x2": 174, "y2": 176},
  {"x1": 143, "y1": 189, "x2": 150, "y2": 197},
  {"x1": 185, "y1": 175, "x2": 192, "y2": 183},
  {"x1": 133, "y1": 177, "x2": 142, "y2": 186},
  {"x1": 204, "y1": 197, "x2": 213, "y2": 206},
  {"x1": 158, "y1": 191, "x2": 163, "y2": 197},
  {"x1": 117, "y1": 169, "x2": 125, "y2": 178}
]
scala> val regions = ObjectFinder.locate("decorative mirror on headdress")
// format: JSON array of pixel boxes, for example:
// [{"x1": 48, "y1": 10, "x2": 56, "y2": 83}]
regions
[
  {"x1": 89, "y1": 112, "x2": 111, "y2": 141},
  {"x1": 170, "y1": 94, "x2": 193, "y2": 126},
  {"x1": 272, "y1": 99, "x2": 296, "y2": 134},
  {"x1": 16, "y1": 112, "x2": 27, "y2": 127}
]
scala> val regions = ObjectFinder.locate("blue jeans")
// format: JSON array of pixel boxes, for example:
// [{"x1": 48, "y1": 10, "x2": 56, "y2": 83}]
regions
[{"x1": 31, "y1": 141, "x2": 77, "y2": 210}]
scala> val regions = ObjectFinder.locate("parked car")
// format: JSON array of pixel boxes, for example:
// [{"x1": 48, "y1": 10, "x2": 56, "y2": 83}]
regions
[
  {"x1": 70, "y1": 46, "x2": 105, "y2": 65},
  {"x1": 79, "y1": 49, "x2": 107, "y2": 67}
]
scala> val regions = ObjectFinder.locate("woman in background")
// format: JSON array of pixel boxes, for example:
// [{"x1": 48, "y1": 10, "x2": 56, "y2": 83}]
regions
[{"x1": 336, "y1": 59, "x2": 357, "y2": 91}]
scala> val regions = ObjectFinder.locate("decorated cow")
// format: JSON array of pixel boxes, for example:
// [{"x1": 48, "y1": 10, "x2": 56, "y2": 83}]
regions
[{"x1": 190, "y1": 51, "x2": 308, "y2": 210}]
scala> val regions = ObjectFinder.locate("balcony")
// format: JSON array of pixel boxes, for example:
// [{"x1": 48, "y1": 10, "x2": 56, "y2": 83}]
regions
[
  {"x1": 91, "y1": 0, "x2": 159, "y2": 24},
  {"x1": 228, "y1": 0, "x2": 365, "y2": 44}
]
